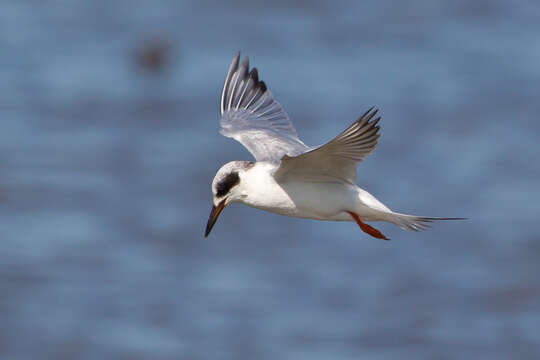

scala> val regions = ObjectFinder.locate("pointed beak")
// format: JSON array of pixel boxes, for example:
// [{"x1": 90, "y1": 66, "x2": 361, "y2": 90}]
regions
[{"x1": 204, "y1": 199, "x2": 227, "y2": 237}]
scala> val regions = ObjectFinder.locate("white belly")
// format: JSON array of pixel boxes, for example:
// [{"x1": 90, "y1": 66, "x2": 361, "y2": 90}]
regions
[
  {"x1": 244, "y1": 179, "x2": 358, "y2": 221},
  {"x1": 237, "y1": 163, "x2": 391, "y2": 222}
]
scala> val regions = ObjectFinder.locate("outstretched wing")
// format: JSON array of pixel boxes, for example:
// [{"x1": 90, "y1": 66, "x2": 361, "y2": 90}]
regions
[
  {"x1": 220, "y1": 53, "x2": 309, "y2": 162},
  {"x1": 274, "y1": 108, "x2": 381, "y2": 184}
]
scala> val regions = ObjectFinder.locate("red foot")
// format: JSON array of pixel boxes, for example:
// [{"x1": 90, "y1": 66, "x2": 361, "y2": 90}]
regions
[{"x1": 346, "y1": 211, "x2": 390, "y2": 240}]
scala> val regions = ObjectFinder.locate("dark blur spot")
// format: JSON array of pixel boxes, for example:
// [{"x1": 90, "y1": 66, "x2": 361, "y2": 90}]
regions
[{"x1": 133, "y1": 38, "x2": 171, "y2": 73}]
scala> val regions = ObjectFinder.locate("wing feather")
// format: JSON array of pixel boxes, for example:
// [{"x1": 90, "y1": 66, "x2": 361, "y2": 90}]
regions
[
  {"x1": 219, "y1": 53, "x2": 308, "y2": 162},
  {"x1": 274, "y1": 108, "x2": 382, "y2": 184}
]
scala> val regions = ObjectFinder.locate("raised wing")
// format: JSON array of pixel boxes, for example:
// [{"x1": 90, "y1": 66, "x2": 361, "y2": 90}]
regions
[
  {"x1": 220, "y1": 53, "x2": 309, "y2": 162},
  {"x1": 274, "y1": 108, "x2": 381, "y2": 184}
]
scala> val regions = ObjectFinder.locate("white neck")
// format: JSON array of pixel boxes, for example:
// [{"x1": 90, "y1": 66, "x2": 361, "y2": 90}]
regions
[{"x1": 236, "y1": 162, "x2": 297, "y2": 215}]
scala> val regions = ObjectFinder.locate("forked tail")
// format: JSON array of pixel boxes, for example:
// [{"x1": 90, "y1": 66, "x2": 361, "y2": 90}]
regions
[{"x1": 386, "y1": 212, "x2": 466, "y2": 232}]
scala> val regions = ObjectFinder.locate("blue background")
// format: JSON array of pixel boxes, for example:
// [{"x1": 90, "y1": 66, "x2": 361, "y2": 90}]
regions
[{"x1": 1, "y1": 1, "x2": 539, "y2": 359}]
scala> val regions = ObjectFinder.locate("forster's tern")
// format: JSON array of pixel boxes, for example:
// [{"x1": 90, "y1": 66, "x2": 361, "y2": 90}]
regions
[{"x1": 205, "y1": 53, "x2": 463, "y2": 239}]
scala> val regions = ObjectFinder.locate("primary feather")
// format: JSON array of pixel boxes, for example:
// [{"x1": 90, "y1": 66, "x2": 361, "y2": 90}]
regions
[
  {"x1": 274, "y1": 107, "x2": 381, "y2": 184},
  {"x1": 220, "y1": 52, "x2": 308, "y2": 162}
]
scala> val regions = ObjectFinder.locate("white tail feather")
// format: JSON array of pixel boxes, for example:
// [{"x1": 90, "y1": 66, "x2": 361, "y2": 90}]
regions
[{"x1": 385, "y1": 212, "x2": 465, "y2": 232}]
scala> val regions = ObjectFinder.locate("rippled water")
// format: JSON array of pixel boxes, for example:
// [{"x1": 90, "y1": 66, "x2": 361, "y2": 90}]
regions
[{"x1": 1, "y1": 1, "x2": 539, "y2": 359}]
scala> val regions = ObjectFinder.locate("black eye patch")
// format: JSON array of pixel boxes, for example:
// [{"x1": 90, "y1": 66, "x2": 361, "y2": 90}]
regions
[{"x1": 216, "y1": 172, "x2": 240, "y2": 197}]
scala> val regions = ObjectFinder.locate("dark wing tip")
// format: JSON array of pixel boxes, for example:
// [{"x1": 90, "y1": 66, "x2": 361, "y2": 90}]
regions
[
  {"x1": 221, "y1": 53, "x2": 270, "y2": 114},
  {"x1": 248, "y1": 68, "x2": 267, "y2": 93},
  {"x1": 364, "y1": 108, "x2": 378, "y2": 122},
  {"x1": 357, "y1": 107, "x2": 380, "y2": 125},
  {"x1": 249, "y1": 68, "x2": 259, "y2": 83},
  {"x1": 361, "y1": 106, "x2": 375, "y2": 119}
]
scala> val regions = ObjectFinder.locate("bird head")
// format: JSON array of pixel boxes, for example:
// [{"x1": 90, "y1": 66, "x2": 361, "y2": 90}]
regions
[{"x1": 205, "y1": 161, "x2": 254, "y2": 237}]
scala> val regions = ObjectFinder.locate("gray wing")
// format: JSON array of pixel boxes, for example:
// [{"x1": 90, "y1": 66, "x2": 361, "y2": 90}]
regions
[
  {"x1": 220, "y1": 53, "x2": 309, "y2": 162},
  {"x1": 274, "y1": 108, "x2": 381, "y2": 184}
]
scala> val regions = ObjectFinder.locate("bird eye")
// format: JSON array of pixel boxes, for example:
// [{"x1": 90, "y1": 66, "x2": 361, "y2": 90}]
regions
[{"x1": 216, "y1": 172, "x2": 240, "y2": 197}]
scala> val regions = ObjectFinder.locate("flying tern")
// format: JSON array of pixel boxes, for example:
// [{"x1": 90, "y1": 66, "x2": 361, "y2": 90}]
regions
[{"x1": 205, "y1": 53, "x2": 463, "y2": 239}]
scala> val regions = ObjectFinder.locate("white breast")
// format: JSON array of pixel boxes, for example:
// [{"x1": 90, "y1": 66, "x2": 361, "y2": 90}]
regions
[
  {"x1": 239, "y1": 163, "x2": 298, "y2": 216},
  {"x1": 238, "y1": 163, "x2": 358, "y2": 221}
]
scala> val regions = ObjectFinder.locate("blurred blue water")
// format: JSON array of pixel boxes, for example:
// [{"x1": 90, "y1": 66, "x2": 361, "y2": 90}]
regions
[{"x1": 1, "y1": 1, "x2": 539, "y2": 359}]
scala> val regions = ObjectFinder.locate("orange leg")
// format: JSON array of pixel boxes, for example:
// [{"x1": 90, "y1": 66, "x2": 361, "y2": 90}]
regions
[{"x1": 346, "y1": 211, "x2": 390, "y2": 241}]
